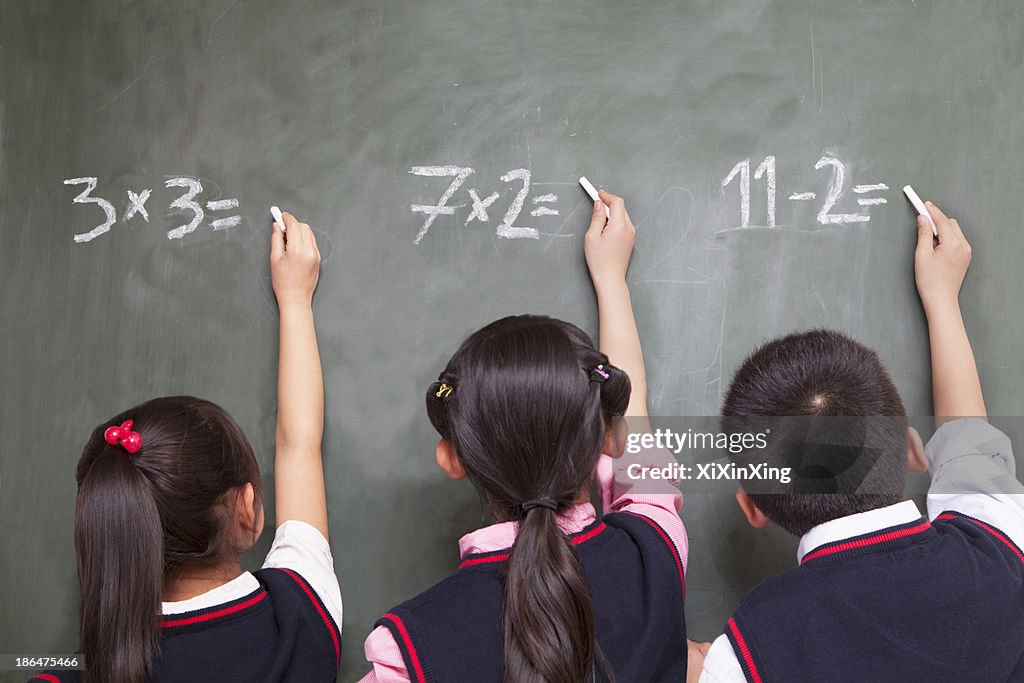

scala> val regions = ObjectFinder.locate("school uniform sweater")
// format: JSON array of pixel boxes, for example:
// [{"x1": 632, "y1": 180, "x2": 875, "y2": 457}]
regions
[
  {"x1": 30, "y1": 520, "x2": 342, "y2": 683},
  {"x1": 377, "y1": 512, "x2": 686, "y2": 683},
  {"x1": 360, "y1": 445, "x2": 690, "y2": 683},
  {"x1": 701, "y1": 418, "x2": 1024, "y2": 683}
]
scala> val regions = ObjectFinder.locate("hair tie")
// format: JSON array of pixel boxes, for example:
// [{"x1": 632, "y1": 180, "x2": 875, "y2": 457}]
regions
[
  {"x1": 435, "y1": 383, "x2": 455, "y2": 400},
  {"x1": 104, "y1": 420, "x2": 142, "y2": 454},
  {"x1": 521, "y1": 498, "x2": 558, "y2": 514},
  {"x1": 590, "y1": 364, "x2": 610, "y2": 383}
]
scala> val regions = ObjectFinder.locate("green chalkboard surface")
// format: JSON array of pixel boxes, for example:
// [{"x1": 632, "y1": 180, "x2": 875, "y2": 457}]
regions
[{"x1": 2, "y1": 1, "x2": 1023, "y2": 680}]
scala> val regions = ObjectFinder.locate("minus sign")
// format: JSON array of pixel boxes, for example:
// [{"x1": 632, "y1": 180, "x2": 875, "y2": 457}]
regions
[{"x1": 789, "y1": 192, "x2": 816, "y2": 201}]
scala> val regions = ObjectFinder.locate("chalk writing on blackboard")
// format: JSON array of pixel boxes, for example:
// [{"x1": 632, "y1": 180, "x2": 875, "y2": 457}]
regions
[
  {"x1": 64, "y1": 176, "x2": 242, "y2": 243},
  {"x1": 409, "y1": 166, "x2": 560, "y2": 244},
  {"x1": 721, "y1": 154, "x2": 889, "y2": 228}
]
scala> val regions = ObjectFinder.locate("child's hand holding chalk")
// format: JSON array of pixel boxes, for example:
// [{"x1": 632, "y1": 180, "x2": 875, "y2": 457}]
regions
[
  {"x1": 270, "y1": 209, "x2": 320, "y2": 305},
  {"x1": 271, "y1": 205, "x2": 287, "y2": 233},
  {"x1": 579, "y1": 176, "x2": 611, "y2": 220},
  {"x1": 584, "y1": 188, "x2": 635, "y2": 285},
  {"x1": 913, "y1": 199, "x2": 971, "y2": 311},
  {"x1": 903, "y1": 186, "x2": 938, "y2": 237}
]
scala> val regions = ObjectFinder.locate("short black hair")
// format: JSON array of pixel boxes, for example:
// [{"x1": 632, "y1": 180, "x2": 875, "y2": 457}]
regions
[{"x1": 722, "y1": 329, "x2": 908, "y2": 536}]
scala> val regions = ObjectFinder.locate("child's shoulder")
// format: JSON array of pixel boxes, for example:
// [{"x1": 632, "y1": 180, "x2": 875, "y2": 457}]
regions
[
  {"x1": 254, "y1": 567, "x2": 341, "y2": 662},
  {"x1": 603, "y1": 511, "x2": 684, "y2": 565},
  {"x1": 255, "y1": 566, "x2": 338, "y2": 620}
]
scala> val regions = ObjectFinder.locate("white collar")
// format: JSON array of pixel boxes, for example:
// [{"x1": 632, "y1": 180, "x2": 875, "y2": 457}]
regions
[
  {"x1": 161, "y1": 571, "x2": 260, "y2": 615},
  {"x1": 796, "y1": 500, "x2": 923, "y2": 564}
]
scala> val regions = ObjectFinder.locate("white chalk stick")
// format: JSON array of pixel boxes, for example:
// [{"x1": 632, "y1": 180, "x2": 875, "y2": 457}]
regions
[
  {"x1": 270, "y1": 205, "x2": 287, "y2": 233},
  {"x1": 579, "y1": 176, "x2": 610, "y2": 219},
  {"x1": 902, "y1": 186, "x2": 937, "y2": 236}
]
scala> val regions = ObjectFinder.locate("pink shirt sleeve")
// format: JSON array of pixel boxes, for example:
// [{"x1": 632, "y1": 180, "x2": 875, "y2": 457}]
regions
[
  {"x1": 597, "y1": 445, "x2": 688, "y2": 571},
  {"x1": 358, "y1": 625, "x2": 410, "y2": 683}
]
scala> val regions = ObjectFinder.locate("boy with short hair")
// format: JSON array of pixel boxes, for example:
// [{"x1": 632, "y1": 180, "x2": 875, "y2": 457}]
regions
[{"x1": 699, "y1": 202, "x2": 1024, "y2": 682}]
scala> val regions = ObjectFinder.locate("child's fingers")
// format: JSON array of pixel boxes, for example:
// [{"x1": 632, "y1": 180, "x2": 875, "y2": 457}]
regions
[
  {"x1": 586, "y1": 199, "x2": 607, "y2": 236},
  {"x1": 296, "y1": 222, "x2": 319, "y2": 261},
  {"x1": 295, "y1": 219, "x2": 315, "y2": 251},
  {"x1": 281, "y1": 211, "x2": 299, "y2": 233},
  {"x1": 948, "y1": 217, "x2": 966, "y2": 241},
  {"x1": 281, "y1": 212, "x2": 306, "y2": 248},
  {"x1": 271, "y1": 221, "x2": 286, "y2": 260},
  {"x1": 622, "y1": 205, "x2": 636, "y2": 233},
  {"x1": 598, "y1": 189, "x2": 626, "y2": 227},
  {"x1": 915, "y1": 215, "x2": 935, "y2": 256},
  {"x1": 307, "y1": 226, "x2": 322, "y2": 260},
  {"x1": 925, "y1": 202, "x2": 954, "y2": 243},
  {"x1": 294, "y1": 220, "x2": 310, "y2": 248}
]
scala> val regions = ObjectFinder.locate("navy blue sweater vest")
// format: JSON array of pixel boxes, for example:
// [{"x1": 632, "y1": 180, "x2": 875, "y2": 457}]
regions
[
  {"x1": 30, "y1": 568, "x2": 341, "y2": 683},
  {"x1": 726, "y1": 511, "x2": 1024, "y2": 683},
  {"x1": 375, "y1": 512, "x2": 687, "y2": 683}
]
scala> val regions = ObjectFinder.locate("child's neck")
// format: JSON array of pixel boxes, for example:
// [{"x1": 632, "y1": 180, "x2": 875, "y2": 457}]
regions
[
  {"x1": 163, "y1": 562, "x2": 244, "y2": 602},
  {"x1": 493, "y1": 487, "x2": 593, "y2": 522}
]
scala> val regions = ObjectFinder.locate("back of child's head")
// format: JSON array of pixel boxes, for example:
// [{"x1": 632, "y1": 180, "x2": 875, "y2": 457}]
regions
[
  {"x1": 426, "y1": 314, "x2": 629, "y2": 683},
  {"x1": 75, "y1": 396, "x2": 262, "y2": 683},
  {"x1": 722, "y1": 329, "x2": 908, "y2": 537}
]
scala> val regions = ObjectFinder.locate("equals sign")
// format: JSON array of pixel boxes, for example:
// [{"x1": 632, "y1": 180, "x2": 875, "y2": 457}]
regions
[
  {"x1": 853, "y1": 183, "x2": 889, "y2": 206},
  {"x1": 206, "y1": 199, "x2": 242, "y2": 229},
  {"x1": 530, "y1": 193, "x2": 559, "y2": 217}
]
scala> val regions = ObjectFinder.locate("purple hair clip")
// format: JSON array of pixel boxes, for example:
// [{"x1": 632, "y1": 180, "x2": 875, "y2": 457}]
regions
[{"x1": 590, "y1": 364, "x2": 610, "y2": 383}]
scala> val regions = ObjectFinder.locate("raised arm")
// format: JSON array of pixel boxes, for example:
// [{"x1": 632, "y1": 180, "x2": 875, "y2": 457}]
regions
[
  {"x1": 270, "y1": 213, "x2": 328, "y2": 537},
  {"x1": 585, "y1": 190, "x2": 649, "y2": 425},
  {"x1": 914, "y1": 201, "x2": 986, "y2": 427},
  {"x1": 585, "y1": 190, "x2": 688, "y2": 566}
]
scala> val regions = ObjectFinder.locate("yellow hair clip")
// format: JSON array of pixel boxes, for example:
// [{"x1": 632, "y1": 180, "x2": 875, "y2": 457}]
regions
[{"x1": 435, "y1": 384, "x2": 454, "y2": 399}]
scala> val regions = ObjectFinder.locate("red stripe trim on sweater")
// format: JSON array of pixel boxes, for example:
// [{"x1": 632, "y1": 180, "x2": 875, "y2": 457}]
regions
[
  {"x1": 160, "y1": 590, "x2": 267, "y2": 628},
  {"x1": 381, "y1": 612, "x2": 427, "y2": 683},
  {"x1": 728, "y1": 618, "x2": 763, "y2": 683},
  {"x1": 622, "y1": 512, "x2": 686, "y2": 598},
  {"x1": 31, "y1": 675, "x2": 61, "y2": 683},
  {"x1": 938, "y1": 512, "x2": 1024, "y2": 564},
  {"x1": 572, "y1": 522, "x2": 607, "y2": 545},
  {"x1": 458, "y1": 523, "x2": 608, "y2": 569},
  {"x1": 281, "y1": 568, "x2": 341, "y2": 664},
  {"x1": 801, "y1": 520, "x2": 932, "y2": 564},
  {"x1": 459, "y1": 552, "x2": 509, "y2": 568}
]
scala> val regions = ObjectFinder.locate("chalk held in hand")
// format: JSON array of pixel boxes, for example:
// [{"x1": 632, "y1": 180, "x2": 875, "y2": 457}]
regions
[
  {"x1": 902, "y1": 186, "x2": 937, "y2": 237},
  {"x1": 579, "y1": 176, "x2": 610, "y2": 220},
  {"x1": 271, "y1": 205, "x2": 287, "y2": 233}
]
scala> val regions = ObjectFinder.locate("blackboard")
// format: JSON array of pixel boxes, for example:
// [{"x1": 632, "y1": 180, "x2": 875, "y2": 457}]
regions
[{"x1": 2, "y1": 1, "x2": 1023, "y2": 680}]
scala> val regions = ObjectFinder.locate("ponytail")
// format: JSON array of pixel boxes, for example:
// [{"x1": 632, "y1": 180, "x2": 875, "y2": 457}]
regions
[
  {"x1": 75, "y1": 450, "x2": 163, "y2": 683},
  {"x1": 74, "y1": 397, "x2": 263, "y2": 683},
  {"x1": 502, "y1": 505, "x2": 600, "y2": 683},
  {"x1": 426, "y1": 315, "x2": 630, "y2": 682}
]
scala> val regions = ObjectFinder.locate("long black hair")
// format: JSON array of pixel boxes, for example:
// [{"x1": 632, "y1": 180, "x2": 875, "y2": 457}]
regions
[
  {"x1": 75, "y1": 396, "x2": 262, "y2": 683},
  {"x1": 426, "y1": 315, "x2": 630, "y2": 683}
]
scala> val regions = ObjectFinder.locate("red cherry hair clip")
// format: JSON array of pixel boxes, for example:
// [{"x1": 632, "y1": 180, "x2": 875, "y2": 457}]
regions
[{"x1": 104, "y1": 420, "x2": 142, "y2": 454}]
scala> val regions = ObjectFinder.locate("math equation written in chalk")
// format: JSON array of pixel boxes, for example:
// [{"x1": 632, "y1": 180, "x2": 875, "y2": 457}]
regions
[
  {"x1": 63, "y1": 176, "x2": 242, "y2": 243},
  {"x1": 720, "y1": 153, "x2": 891, "y2": 229},
  {"x1": 408, "y1": 154, "x2": 899, "y2": 244},
  {"x1": 407, "y1": 166, "x2": 563, "y2": 244}
]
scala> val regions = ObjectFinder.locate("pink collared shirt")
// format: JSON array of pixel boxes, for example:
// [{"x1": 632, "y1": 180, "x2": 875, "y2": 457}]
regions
[{"x1": 359, "y1": 447, "x2": 687, "y2": 682}]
